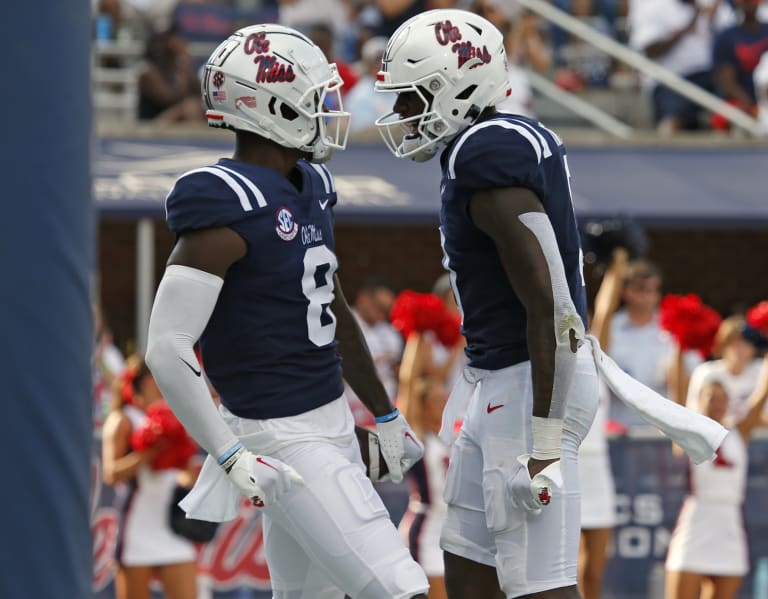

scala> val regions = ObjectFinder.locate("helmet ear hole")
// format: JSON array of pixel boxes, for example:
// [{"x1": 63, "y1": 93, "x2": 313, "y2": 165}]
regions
[{"x1": 280, "y1": 103, "x2": 299, "y2": 121}]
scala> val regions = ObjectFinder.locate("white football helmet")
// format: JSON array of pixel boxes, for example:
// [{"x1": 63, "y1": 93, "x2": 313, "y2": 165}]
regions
[
  {"x1": 202, "y1": 24, "x2": 349, "y2": 163},
  {"x1": 374, "y1": 9, "x2": 511, "y2": 162}
]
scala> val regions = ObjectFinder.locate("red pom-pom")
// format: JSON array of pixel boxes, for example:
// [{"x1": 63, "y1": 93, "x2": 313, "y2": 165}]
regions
[
  {"x1": 130, "y1": 401, "x2": 197, "y2": 470},
  {"x1": 390, "y1": 290, "x2": 461, "y2": 347},
  {"x1": 747, "y1": 301, "x2": 768, "y2": 335},
  {"x1": 659, "y1": 294, "x2": 721, "y2": 358},
  {"x1": 435, "y1": 312, "x2": 462, "y2": 347}
]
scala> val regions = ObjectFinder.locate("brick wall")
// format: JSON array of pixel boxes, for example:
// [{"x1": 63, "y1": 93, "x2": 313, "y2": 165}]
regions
[{"x1": 98, "y1": 220, "x2": 768, "y2": 352}]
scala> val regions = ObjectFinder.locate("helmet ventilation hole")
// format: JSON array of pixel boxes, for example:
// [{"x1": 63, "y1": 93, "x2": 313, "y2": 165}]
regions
[{"x1": 455, "y1": 85, "x2": 477, "y2": 100}]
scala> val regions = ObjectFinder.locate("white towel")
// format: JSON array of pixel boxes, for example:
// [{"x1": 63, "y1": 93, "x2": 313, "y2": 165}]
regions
[
  {"x1": 178, "y1": 455, "x2": 242, "y2": 522},
  {"x1": 586, "y1": 335, "x2": 727, "y2": 464}
]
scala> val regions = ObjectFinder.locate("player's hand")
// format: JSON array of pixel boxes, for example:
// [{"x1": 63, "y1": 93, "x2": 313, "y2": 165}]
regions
[
  {"x1": 508, "y1": 455, "x2": 563, "y2": 515},
  {"x1": 376, "y1": 412, "x2": 424, "y2": 483},
  {"x1": 226, "y1": 449, "x2": 304, "y2": 507}
]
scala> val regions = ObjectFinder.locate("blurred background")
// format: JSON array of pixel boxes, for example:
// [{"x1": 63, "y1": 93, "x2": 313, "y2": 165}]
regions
[{"x1": 87, "y1": 0, "x2": 768, "y2": 598}]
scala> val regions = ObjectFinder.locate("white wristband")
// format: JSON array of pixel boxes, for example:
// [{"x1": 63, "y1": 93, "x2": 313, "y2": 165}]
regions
[{"x1": 531, "y1": 416, "x2": 563, "y2": 460}]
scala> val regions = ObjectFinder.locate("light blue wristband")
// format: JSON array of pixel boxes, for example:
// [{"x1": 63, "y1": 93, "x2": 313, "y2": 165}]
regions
[
  {"x1": 374, "y1": 408, "x2": 400, "y2": 424},
  {"x1": 217, "y1": 441, "x2": 244, "y2": 466}
]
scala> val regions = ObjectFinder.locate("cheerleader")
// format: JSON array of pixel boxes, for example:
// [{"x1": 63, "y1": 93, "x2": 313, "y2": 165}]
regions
[
  {"x1": 686, "y1": 316, "x2": 763, "y2": 425},
  {"x1": 665, "y1": 354, "x2": 768, "y2": 599},
  {"x1": 397, "y1": 377, "x2": 451, "y2": 599},
  {"x1": 392, "y1": 276, "x2": 466, "y2": 599},
  {"x1": 101, "y1": 355, "x2": 198, "y2": 599}
]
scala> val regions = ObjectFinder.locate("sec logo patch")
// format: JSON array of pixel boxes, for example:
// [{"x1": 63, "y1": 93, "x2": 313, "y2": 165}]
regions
[{"x1": 275, "y1": 207, "x2": 298, "y2": 241}]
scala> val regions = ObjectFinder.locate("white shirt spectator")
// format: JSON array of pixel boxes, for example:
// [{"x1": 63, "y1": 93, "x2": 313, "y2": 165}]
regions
[
  {"x1": 608, "y1": 309, "x2": 700, "y2": 425},
  {"x1": 347, "y1": 37, "x2": 389, "y2": 133},
  {"x1": 496, "y1": 64, "x2": 535, "y2": 118},
  {"x1": 347, "y1": 77, "x2": 394, "y2": 132},
  {"x1": 629, "y1": 0, "x2": 715, "y2": 80}
]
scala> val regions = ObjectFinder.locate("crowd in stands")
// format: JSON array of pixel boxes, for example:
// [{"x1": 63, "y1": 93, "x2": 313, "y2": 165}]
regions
[{"x1": 92, "y1": 0, "x2": 768, "y2": 134}]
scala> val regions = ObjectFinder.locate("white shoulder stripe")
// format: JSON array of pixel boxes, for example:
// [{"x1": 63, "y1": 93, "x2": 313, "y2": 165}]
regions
[
  {"x1": 214, "y1": 165, "x2": 267, "y2": 208},
  {"x1": 505, "y1": 117, "x2": 553, "y2": 158},
  {"x1": 538, "y1": 123, "x2": 564, "y2": 148},
  {"x1": 447, "y1": 120, "x2": 543, "y2": 179},
  {"x1": 172, "y1": 166, "x2": 253, "y2": 212},
  {"x1": 309, "y1": 163, "x2": 334, "y2": 194}
]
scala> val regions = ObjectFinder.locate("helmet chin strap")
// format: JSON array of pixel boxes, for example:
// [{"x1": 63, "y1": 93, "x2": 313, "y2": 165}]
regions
[
  {"x1": 402, "y1": 134, "x2": 438, "y2": 162},
  {"x1": 310, "y1": 141, "x2": 334, "y2": 163}
]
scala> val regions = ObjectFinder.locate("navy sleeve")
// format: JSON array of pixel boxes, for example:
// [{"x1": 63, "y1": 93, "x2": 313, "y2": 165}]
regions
[
  {"x1": 449, "y1": 124, "x2": 546, "y2": 201},
  {"x1": 165, "y1": 169, "x2": 255, "y2": 234}
]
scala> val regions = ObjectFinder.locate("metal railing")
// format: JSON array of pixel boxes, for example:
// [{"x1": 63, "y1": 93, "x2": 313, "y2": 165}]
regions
[
  {"x1": 527, "y1": 71, "x2": 634, "y2": 138},
  {"x1": 517, "y1": 0, "x2": 764, "y2": 136}
]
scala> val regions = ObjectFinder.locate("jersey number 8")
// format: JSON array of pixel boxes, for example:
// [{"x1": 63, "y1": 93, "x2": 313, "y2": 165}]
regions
[{"x1": 301, "y1": 245, "x2": 338, "y2": 346}]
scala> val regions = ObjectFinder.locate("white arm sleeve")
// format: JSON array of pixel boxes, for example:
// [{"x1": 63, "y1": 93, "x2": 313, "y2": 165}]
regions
[
  {"x1": 518, "y1": 212, "x2": 585, "y2": 422},
  {"x1": 145, "y1": 264, "x2": 242, "y2": 463}
]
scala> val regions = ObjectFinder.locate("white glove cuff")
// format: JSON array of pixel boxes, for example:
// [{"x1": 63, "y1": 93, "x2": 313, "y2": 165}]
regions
[
  {"x1": 219, "y1": 443, "x2": 245, "y2": 473},
  {"x1": 531, "y1": 417, "x2": 563, "y2": 460}
]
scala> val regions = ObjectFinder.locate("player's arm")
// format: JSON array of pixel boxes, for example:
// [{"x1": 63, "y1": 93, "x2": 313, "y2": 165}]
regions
[
  {"x1": 331, "y1": 273, "x2": 396, "y2": 419},
  {"x1": 589, "y1": 247, "x2": 628, "y2": 351},
  {"x1": 643, "y1": 8, "x2": 699, "y2": 58},
  {"x1": 146, "y1": 227, "x2": 246, "y2": 461},
  {"x1": 101, "y1": 411, "x2": 155, "y2": 485},
  {"x1": 469, "y1": 187, "x2": 583, "y2": 477},
  {"x1": 736, "y1": 354, "x2": 768, "y2": 441},
  {"x1": 332, "y1": 274, "x2": 424, "y2": 482},
  {"x1": 146, "y1": 227, "x2": 303, "y2": 505}
]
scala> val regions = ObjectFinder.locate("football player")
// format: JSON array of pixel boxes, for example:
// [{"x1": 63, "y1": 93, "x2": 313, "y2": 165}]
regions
[
  {"x1": 145, "y1": 24, "x2": 429, "y2": 599},
  {"x1": 375, "y1": 10, "x2": 598, "y2": 599}
]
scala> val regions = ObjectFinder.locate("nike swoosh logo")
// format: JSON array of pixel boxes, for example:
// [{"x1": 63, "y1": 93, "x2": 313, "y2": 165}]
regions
[
  {"x1": 179, "y1": 357, "x2": 201, "y2": 377},
  {"x1": 404, "y1": 431, "x2": 418, "y2": 445},
  {"x1": 319, "y1": 199, "x2": 329, "y2": 210},
  {"x1": 486, "y1": 402, "x2": 504, "y2": 413},
  {"x1": 256, "y1": 456, "x2": 278, "y2": 471}
]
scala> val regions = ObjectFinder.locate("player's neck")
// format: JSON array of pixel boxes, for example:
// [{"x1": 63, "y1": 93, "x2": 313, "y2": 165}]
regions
[
  {"x1": 476, "y1": 107, "x2": 498, "y2": 123},
  {"x1": 723, "y1": 353, "x2": 747, "y2": 375},
  {"x1": 233, "y1": 134, "x2": 303, "y2": 177}
]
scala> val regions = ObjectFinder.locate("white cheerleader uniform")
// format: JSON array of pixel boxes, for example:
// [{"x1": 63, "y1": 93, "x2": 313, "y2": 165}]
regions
[
  {"x1": 116, "y1": 406, "x2": 197, "y2": 567},
  {"x1": 665, "y1": 430, "x2": 748, "y2": 576},
  {"x1": 578, "y1": 380, "x2": 617, "y2": 529},
  {"x1": 399, "y1": 432, "x2": 451, "y2": 577}
]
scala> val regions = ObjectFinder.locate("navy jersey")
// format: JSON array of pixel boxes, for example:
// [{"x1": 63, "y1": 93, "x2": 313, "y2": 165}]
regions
[
  {"x1": 439, "y1": 114, "x2": 588, "y2": 370},
  {"x1": 713, "y1": 24, "x2": 768, "y2": 102},
  {"x1": 165, "y1": 158, "x2": 344, "y2": 419}
]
